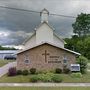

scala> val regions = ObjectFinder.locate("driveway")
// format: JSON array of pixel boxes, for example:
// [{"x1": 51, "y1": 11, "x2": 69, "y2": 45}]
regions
[{"x1": 0, "y1": 62, "x2": 17, "y2": 77}]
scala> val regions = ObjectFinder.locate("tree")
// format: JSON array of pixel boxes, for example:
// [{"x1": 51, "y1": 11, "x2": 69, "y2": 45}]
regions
[
  {"x1": 77, "y1": 56, "x2": 88, "y2": 74},
  {"x1": 65, "y1": 35, "x2": 90, "y2": 60},
  {"x1": 83, "y1": 37, "x2": 90, "y2": 59},
  {"x1": 72, "y1": 13, "x2": 90, "y2": 37}
]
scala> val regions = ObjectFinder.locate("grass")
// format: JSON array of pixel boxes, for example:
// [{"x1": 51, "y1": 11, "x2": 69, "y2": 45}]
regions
[
  {"x1": 0, "y1": 75, "x2": 31, "y2": 83},
  {"x1": 0, "y1": 72, "x2": 90, "y2": 83},
  {"x1": 60, "y1": 72, "x2": 90, "y2": 83},
  {"x1": 0, "y1": 87, "x2": 90, "y2": 90},
  {"x1": 0, "y1": 60, "x2": 15, "y2": 67}
]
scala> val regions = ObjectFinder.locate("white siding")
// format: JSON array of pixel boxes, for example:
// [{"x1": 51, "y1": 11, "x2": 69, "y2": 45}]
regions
[
  {"x1": 41, "y1": 10, "x2": 48, "y2": 23},
  {"x1": 36, "y1": 23, "x2": 53, "y2": 44},
  {"x1": 24, "y1": 35, "x2": 36, "y2": 49},
  {"x1": 53, "y1": 35, "x2": 64, "y2": 48}
]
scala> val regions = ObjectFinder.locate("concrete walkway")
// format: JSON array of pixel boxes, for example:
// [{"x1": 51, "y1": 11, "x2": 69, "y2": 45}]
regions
[
  {"x1": 0, "y1": 83, "x2": 90, "y2": 87},
  {"x1": 0, "y1": 62, "x2": 17, "y2": 77}
]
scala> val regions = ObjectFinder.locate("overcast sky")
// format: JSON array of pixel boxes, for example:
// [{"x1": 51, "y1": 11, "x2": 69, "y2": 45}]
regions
[{"x1": 0, "y1": 0, "x2": 90, "y2": 46}]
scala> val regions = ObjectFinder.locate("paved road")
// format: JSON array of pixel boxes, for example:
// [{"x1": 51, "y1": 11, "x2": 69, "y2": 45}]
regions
[
  {"x1": 0, "y1": 83, "x2": 90, "y2": 87},
  {"x1": 0, "y1": 62, "x2": 17, "y2": 77}
]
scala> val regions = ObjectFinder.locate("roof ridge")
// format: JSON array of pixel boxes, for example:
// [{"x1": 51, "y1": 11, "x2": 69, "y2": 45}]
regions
[{"x1": 17, "y1": 42, "x2": 80, "y2": 55}]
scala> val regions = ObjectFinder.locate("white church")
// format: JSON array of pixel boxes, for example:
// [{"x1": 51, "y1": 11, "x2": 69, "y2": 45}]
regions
[{"x1": 17, "y1": 9, "x2": 80, "y2": 71}]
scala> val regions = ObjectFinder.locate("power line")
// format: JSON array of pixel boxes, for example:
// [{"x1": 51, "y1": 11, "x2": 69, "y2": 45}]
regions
[
  {"x1": 0, "y1": 5, "x2": 76, "y2": 18},
  {"x1": 50, "y1": 13, "x2": 76, "y2": 18},
  {"x1": 0, "y1": 6, "x2": 40, "y2": 13}
]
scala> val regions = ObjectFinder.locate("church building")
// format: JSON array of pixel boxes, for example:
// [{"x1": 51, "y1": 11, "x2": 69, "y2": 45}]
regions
[{"x1": 17, "y1": 9, "x2": 80, "y2": 71}]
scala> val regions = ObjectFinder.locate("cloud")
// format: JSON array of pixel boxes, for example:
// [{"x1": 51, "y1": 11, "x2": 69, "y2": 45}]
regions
[{"x1": 0, "y1": 0, "x2": 90, "y2": 45}]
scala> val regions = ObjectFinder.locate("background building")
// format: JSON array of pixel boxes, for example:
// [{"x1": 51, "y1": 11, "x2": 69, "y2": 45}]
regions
[{"x1": 0, "y1": 50, "x2": 18, "y2": 60}]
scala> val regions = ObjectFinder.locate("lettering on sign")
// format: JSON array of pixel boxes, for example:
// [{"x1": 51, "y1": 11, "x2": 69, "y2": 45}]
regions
[
  {"x1": 42, "y1": 51, "x2": 61, "y2": 63},
  {"x1": 48, "y1": 55, "x2": 61, "y2": 63},
  {"x1": 48, "y1": 61, "x2": 61, "y2": 63}
]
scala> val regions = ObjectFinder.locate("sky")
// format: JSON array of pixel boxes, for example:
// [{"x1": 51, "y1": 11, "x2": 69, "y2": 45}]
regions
[{"x1": 0, "y1": 0, "x2": 90, "y2": 46}]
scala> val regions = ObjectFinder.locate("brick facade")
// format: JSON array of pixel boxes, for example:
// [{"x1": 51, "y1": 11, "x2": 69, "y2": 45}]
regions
[{"x1": 17, "y1": 43, "x2": 76, "y2": 71}]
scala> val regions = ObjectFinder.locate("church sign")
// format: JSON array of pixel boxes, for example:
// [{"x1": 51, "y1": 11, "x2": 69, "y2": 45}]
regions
[
  {"x1": 48, "y1": 55, "x2": 61, "y2": 63},
  {"x1": 70, "y1": 64, "x2": 80, "y2": 71},
  {"x1": 42, "y1": 50, "x2": 61, "y2": 63}
]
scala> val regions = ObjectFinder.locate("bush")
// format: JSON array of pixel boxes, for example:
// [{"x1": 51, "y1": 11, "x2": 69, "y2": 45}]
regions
[
  {"x1": 30, "y1": 68, "x2": 36, "y2": 74},
  {"x1": 38, "y1": 73, "x2": 53, "y2": 82},
  {"x1": 71, "y1": 72, "x2": 82, "y2": 78},
  {"x1": 8, "y1": 67, "x2": 17, "y2": 76},
  {"x1": 22, "y1": 70, "x2": 29, "y2": 75},
  {"x1": 55, "y1": 68, "x2": 62, "y2": 74},
  {"x1": 17, "y1": 70, "x2": 22, "y2": 75},
  {"x1": 77, "y1": 56, "x2": 88, "y2": 74},
  {"x1": 63, "y1": 68, "x2": 70, "y2": 74},
  {"x1": 30, "y1": 76, "x2": 38, "y2": 82},
  {"x1": 51, "y1": 74, "x2": 62, "y2": 83}
]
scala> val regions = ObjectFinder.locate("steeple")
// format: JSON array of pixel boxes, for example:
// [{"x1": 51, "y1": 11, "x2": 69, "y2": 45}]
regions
[{"x1": 40, "y1": 8, "x2": 49, "y2": 23}]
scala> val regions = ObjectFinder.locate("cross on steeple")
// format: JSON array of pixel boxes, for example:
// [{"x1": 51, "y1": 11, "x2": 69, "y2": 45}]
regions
[{"x1": 42, "y1": 50, "x2": 50, "y2": 62}]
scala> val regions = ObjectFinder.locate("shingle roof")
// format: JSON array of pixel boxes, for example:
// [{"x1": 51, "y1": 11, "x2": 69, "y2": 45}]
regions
[{"x1": 17, "y1": 42, "x2": 81, "y2": 55}]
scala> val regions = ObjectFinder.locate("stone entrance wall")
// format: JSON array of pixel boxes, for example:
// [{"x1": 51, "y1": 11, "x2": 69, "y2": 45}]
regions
[{"x1": 17, "y1": 44, "x2": 76, "y2": 71}]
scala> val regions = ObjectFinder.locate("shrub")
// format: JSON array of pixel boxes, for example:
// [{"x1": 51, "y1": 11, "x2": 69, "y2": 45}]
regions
[
  {"x1": 55, "y1": 68, "x2": 62, "y2": 74},
  {"x1": 63, "y1": 68, "x2": 70, "y2": 74},
  {"x1": 17, "y1": 70, "x2": 22, "y2": 75},
  {"x1": 8, "y1": 67, "x2": 17, "y2": 76},
  {"x1": 71, "y1": 72, "x2": 82, "y2": 78},
  {"x1": 38, "y1": 70, "x2": 48, "y2": 74},
  {"x1": 38, "y1": 73, "x2": 53, "y2": 82},
  {"x1": 30, "y1": 76, "x2": 38, "y2": 82},
  {"x1": 77, "y1": 56, "x2": 88, "y2": 74},
  {"x1": 30, "y1": 68, "x2": 36, "y2": 74},
  {"x1": 22, "y1": 70, "x2": 29, "y2": 75},
  {"x1": 51, "y1": 74, "x2": 62, "y2": 83}
]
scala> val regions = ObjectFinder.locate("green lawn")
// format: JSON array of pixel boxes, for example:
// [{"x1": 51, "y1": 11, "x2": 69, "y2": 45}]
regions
[
  {"x1": 0, "y1": 87, "x2": 90, "y2": 90},
  {"x1": 0, "y1": 60, "x2": 15, "y2": 67},
  {"x1": 0, "y1": 72, "x2": 90, "y2": 83}
]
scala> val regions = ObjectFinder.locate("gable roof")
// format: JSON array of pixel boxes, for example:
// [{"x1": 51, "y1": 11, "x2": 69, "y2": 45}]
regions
[
  {"x1": 22, "y1": 21, "x2": 65, "y2": 45},
  {"x1": 17, "y1": 41, "x2": 81, "y2": 55},
  {"x1": 35, "y1": 21, "x2": 55, "y2": 31},
  {"x1": 22, "y1": 32, "x2": 36, "y2": 45},
  {"x1": 54, "y1": 32, "x2": 66, "y2": 44}
]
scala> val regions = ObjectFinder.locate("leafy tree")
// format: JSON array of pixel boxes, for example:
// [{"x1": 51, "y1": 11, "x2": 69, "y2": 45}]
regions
[
  {"x1": 72, "y1": 13, "x2": 90, "y2": 37},
  {"x1": 83, "y1": 37, "x2": 90, "y2": 59},
  {"x1": 65, "y1": 35, "x2": 90, "y2": 60},
  {"x1": 77, "y1": 56, "x2": 88, "y2": 74}
]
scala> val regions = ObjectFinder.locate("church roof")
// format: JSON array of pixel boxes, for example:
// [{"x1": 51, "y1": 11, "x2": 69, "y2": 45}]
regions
[
  {"x1": 22, "y1": 32, "x2": 36, "y2": 45},
  {"x1": 17, "y1": 42, "x2": 81, "y2": 55},
  {"x1": 35, "y1": 21, "x2": 55, "y2": 31},
  {"x1": 23, "y1": 21, "x2": 66, "y2": 44},
  {"x1": 54, "y1": 32, "x2": 66, "y2": 44}
]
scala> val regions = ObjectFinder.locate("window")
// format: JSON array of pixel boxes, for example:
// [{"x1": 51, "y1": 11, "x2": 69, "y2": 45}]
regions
[
  {"x1": 63, "y1": 55, "x2": 68, "y2": 64},
  {"x1": 24, "y1": 52, "x2": 30, "y2": 64},
  {"x1": 25, "y1": 60, "x2": 29, "y2": 64}
]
